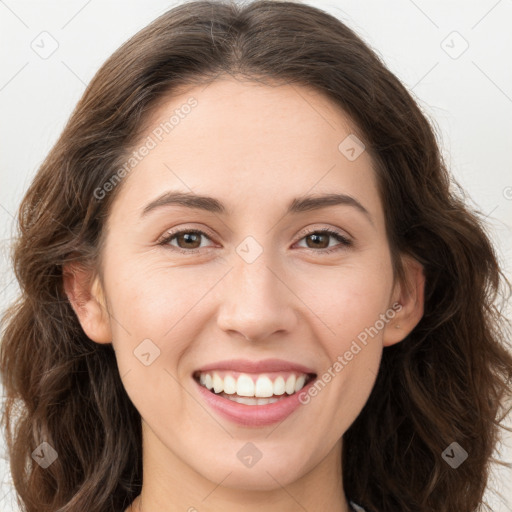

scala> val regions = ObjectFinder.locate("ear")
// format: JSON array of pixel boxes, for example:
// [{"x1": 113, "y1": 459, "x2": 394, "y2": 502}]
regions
[
  {"x1": 62, "y1": 262, "x2": 112, "y2": 344},
  {"x1": 383, "y1": 254, "x2": 425, "y2": 347}
]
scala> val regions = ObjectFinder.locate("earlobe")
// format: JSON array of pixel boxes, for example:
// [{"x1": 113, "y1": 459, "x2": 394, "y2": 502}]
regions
[
  {"x1": 62, "y1": 263, "x2": 112, "y2": 344},
  {"x1": 383, "y1": 255, "x2": 426, "y2": 347}
]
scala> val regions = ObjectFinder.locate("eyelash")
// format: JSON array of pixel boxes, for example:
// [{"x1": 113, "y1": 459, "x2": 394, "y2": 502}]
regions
[{"x1": 158, "y1": 227, "x2": 352, "y2": 255}]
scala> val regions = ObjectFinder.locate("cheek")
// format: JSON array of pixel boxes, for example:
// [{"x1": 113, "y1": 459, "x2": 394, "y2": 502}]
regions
[
  {"x1": 299, "y1": 254, "x2": 393, "y2": 422},
  {"x1": 303, "y1": 260, "x2": 393, "y2": 348},
  {"x1": 105, "y1": 261, "x2": 227, "y2": 363},
  {"x1": 104, "y1": 265, "x2": 215, "y2": 421}
]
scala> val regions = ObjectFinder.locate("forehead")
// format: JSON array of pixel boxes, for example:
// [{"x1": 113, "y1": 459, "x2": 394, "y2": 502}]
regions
[{"x1": 109, "y1": 77, "x2": 383, "y2": 226}]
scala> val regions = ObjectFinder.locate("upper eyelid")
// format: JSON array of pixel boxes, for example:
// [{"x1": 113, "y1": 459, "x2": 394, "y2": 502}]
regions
[
  {"x1": 295, "y1": 224, "x2": 352, "y2": 240},
  {"x1": 158, "y1": 225, "x2": 216, "y2": 244}
]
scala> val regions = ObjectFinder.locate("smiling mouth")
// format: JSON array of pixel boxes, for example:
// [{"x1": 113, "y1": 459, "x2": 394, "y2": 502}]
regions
[{"x1": 192, "y1": 370, "x2": 317, "y2": 406}]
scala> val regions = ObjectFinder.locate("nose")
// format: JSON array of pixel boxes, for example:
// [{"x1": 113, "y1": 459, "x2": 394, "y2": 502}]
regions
[{"x1": 216, "y1": 252, "x2": 298, "y2": 342}]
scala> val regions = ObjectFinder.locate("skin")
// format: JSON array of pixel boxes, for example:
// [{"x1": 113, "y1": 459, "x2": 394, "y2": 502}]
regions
[{"x1": 64, "y1": 76, "x2": 425, "y2": 512}]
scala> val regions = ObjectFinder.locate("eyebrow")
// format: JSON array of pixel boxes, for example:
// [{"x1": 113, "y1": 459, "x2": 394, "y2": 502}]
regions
[{"x1": 141, "y1": 191, "x2": 373, "y2": 224}]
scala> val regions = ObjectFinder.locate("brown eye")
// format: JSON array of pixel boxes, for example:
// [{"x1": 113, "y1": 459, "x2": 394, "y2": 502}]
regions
[
  {"x1": 295, "y1": 228, "x2": 352, "y2": 254},
  {"x1": 159, "y1": 229, "x2": 213, "y2": 253},
  {"x1": 174, "y1": 232, "x2": 203, "y2": 249},
  {"x1": 305, "y1": 232, "x2": 330, "y2": 249}
]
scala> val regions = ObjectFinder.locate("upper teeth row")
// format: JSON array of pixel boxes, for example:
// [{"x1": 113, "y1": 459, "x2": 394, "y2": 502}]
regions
[{"x1": 198, "y1": 372, "x2": 309, "y2": 397}]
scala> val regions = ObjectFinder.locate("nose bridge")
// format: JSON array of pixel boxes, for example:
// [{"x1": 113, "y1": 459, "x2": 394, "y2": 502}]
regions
[{"x1": 216, "y1": 238, "x2": 296, "y2": 340}]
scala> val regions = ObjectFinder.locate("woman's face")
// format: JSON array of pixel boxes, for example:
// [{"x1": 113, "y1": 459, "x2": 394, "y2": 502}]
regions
[{"x1": 68, "y1": 77, "x2": 423, "y2": 495}]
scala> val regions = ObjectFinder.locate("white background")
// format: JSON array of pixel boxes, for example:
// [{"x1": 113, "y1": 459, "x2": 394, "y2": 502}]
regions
[{"x1": 1, "y1": 0, "x2": 511, "y2": 510}]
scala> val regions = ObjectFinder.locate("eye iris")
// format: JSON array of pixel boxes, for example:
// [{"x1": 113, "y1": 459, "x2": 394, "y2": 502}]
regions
[
  {"x1": 306, "y1": 233, "x2": 329, "y2": 249},
  {"x1": 178, "y1": 232, "x2": 201, "y2": 249}
]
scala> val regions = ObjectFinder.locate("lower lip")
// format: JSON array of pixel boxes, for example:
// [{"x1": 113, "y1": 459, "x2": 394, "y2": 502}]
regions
[{"x1": 194, "y1": 377, "x2": 316, "y2": 427}]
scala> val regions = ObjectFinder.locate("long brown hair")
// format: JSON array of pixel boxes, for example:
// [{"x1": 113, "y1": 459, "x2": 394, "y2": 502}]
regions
[{"x1": 1, "y1": 1, "x2": 511, "y2": 511}]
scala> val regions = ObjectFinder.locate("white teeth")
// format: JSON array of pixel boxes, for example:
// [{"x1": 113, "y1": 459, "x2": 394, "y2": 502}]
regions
[
  {"x1": 273, "y1": 376, "x2": 286, "y2": 395},
  {"x1": 223, "y1": 374, "x2": 237, "y2": 394},
  {"x1": 237, "y1": 374, "x2": 255, "y2": 397},
  {"x1": 285, "y1": 375, "x2": 296, "y2": 395},
  {"x1": 212, "y1": 372, "x2": 224, "y2": 393},
  {"x1": 254, "y1": 376, "x2": 274, "y2": 397},
  {"x1": 295, "y1": 375, "x2": 306, "y2": 393},
  {"x1": 217, "y1": 392, "x2": 283, "y2": 405},
  {"x1": 196, "y1": 371, "x2": 312, "y2": 398}
]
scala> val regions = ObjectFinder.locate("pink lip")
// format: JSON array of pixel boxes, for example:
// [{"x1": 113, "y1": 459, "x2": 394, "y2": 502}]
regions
[
  {"x1": 194, "y1": 376, "x2": 317, "y2": 427},
  {"x1": 194, "y1": 358, "x2": 316, "y2": 375}
]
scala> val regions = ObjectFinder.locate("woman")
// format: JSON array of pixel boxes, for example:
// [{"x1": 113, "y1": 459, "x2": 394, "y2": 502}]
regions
[{"x1": 1, "y1": 1, "x2": 511, "y2": 511}]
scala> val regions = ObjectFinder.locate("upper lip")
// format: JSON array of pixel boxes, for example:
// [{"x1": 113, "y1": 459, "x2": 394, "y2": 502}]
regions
[{"x1": 194, "y1": 358, "x2": 316, "y2": 375}]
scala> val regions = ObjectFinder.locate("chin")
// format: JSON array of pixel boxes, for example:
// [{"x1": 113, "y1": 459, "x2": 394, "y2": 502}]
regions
[{"x1": 199, "y1": 455, "x2": 306, "y2": 491}]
